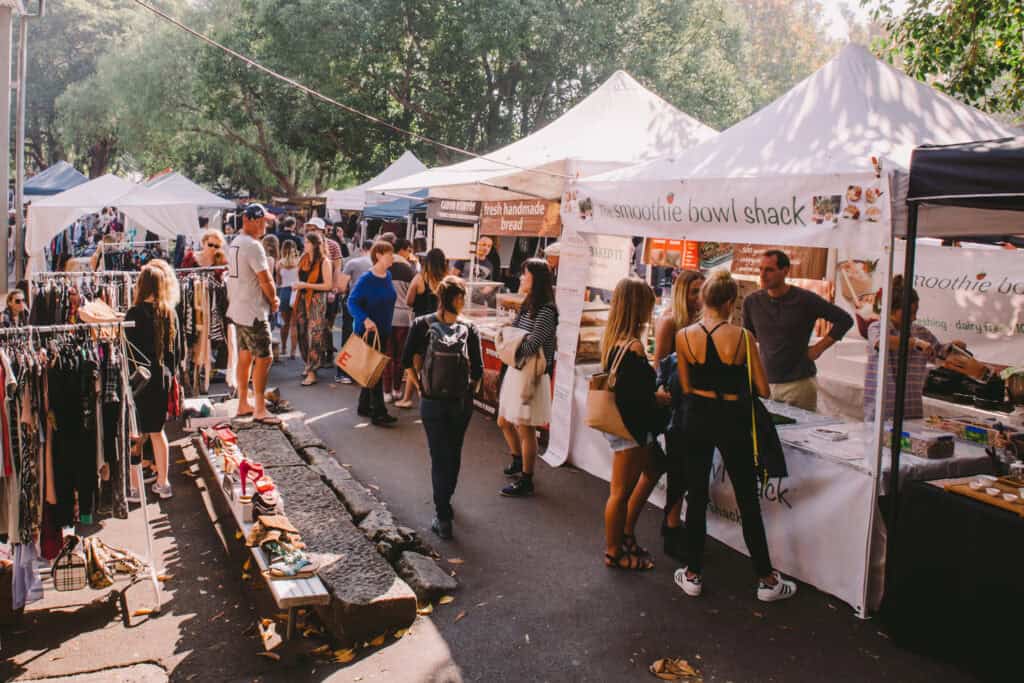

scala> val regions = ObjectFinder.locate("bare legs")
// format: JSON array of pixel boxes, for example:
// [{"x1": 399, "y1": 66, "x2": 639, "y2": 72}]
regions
[
  {"x1": 236, "y1": 349, "x2": 272, "y2": 419},
  {"x1": 128, "y1": 430, "x2": 169, "y2": 490},
  {"x1": 605, "y1": 446, "x2": 650, "y2": 557}
]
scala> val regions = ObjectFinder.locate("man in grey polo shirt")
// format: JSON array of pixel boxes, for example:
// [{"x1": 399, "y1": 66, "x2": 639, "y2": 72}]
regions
[{"x1": 742, "y1": 249, "x2": 853, "y2": 411}]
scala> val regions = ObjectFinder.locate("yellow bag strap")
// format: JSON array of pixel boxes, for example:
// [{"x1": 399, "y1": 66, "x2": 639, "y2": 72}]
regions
[{"x1": 744, "y1": 329, "x2": 760, "y2": 463}]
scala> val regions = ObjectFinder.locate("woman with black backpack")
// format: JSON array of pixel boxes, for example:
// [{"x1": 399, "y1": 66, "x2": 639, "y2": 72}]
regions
[{"x1": 403, "y1": 276, "x2": 483, "y2": 540}]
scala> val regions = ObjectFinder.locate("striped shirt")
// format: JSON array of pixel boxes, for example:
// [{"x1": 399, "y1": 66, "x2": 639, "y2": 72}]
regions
[
  {"x1": 864, "y1": 320, "x2": 941, "y2": 422},
  {"x1": 513, "y1": 303, "x2": 558, "y2": 374}
]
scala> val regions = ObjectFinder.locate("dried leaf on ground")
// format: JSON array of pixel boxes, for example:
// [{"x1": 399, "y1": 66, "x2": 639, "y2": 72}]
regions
[
  {"x1": 302, "y1": 627, "x2": 322, "y2": 638},
  {"x1": 453, "y1": 611, "x2": 466, "y2": 623},
  {"x1": 242, "y1": 572, "x2": 252, "y2": 581},
  {"x1": 132, "y1": 608, "x2": 154, "y2": 617},
  {"x1": 439, "y1": 595, "x2": 455, "y2": 605},
  {"x1": 234, "y1": 531, "x2": 243, "y2": 540},
  {"x1": 369, "y1": 634, "x2": 386, "y2": 647},
  {"x1": 243, "y1": 558, "x2": 252, "y2": 571},
  {"x1": 157, "y1": 574, "x2": 173, "y2": 582},
  {"x1": 256, "y1": 652, "x2": 281, "y2": 661},
  {"x1": 447, "y1": 558, "x2": 465, "y2": 565},
  {"x1": 416, "y1": 604, "x2": 434, "y2": 615},
  {"x1": 175, "y1": 458, "x2": 188, "y2": 464},
  {"x1": 334, "y1": 648, "x2": 356, "y2": 663},
  {"x1": 393, "y1": 628, "x2": 408, "y2": 639},
  {"x1": 649, "y1": 658, "x2": 699, "y2": 680},
  {"x1": 311, "y1": 644, "x2": 331, "y2": 656}
]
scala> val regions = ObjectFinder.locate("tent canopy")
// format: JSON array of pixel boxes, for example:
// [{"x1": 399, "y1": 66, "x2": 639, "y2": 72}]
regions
[
  {"x1": 323, "y1": 151, "x2": 427, "y2": 211},
  {"x1": 590, "y1": 45, "x2": 1019, "y2": 184},
  {"x1": 362, "y1": 189, "x2": 428, "y2": 221},
  {"x1": 907, "y1": 137, "x2": 1024, "y2": 240},
  {"x1": 24, "y1": 161, "x2": 88, "y2": 197},
  {"x1": 26, "y1": 174, "x2": 201, "y2": 272},
  {"x1": 372, "y1": 70, "x2": 717, "y2": 201},
  {"x1": 145, "y1": 171, "x2": 236, "y2": 211}
]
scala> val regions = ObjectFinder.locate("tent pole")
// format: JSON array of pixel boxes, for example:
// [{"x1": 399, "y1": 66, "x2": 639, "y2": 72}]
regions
[
  {"x1": 0, "y1": 8, "x2": 12, "y2": 289},
  {"x1": 887, "y1": 204, "x2": 918, "y2": 538},
  {"x1": 13, "y1": 13, "x2": 28, "y2": 283}
]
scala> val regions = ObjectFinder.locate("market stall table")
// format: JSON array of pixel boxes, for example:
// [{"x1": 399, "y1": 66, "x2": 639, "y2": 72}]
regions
[
  {"x1": 193, "y1": 436, "x2": 329, "y2": 639},
  {"x1": 882, "y1": 477, "x2": 1022, "y2": 679}
]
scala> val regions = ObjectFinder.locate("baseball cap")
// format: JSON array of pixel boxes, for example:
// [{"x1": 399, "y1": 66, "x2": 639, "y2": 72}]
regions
[
  {"x1": 304, "y1": 217, "x2": 326, "y2": 230},
  {"x1": 243, "y1": 203, "x2": 267, "y2": 220}
]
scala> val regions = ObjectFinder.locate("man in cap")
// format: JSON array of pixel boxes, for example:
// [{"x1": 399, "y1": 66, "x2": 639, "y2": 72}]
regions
[{"x1": 227, "y1": 203, "x2": 281, "y2": 424}]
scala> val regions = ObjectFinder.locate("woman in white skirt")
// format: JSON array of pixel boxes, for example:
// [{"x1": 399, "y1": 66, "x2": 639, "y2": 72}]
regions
[{"x1": 498, "y1": 259, "x2": 558, "y2": 498}]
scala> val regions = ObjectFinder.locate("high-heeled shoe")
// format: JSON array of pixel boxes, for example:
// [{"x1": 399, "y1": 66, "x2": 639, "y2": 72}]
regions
[{"x1": 239, "y1": 460, "x2": 265, "y2": 497}]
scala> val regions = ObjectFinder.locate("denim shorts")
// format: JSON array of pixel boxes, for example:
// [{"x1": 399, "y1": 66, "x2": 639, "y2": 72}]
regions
[{"x1": 604, "y1": 432, "x2": 638, "y2": 452}]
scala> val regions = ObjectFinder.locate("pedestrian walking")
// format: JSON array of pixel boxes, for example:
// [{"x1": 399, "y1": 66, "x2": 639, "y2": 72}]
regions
[
  {"x1": 403, "y1": 276, "x2": 483, "y2": 539},
  {"x1": 348, "y1": 241, "x2": 398, "y2": 426},
  {"x1": 498, "y1": 258, "x2": 557, "y2": 497},
  {"x1": 276, "y1": 240, "x2": 301, "y2": 359},
  {"x1": 674, "y1": 270, "x2": 797, "y2": 602}
]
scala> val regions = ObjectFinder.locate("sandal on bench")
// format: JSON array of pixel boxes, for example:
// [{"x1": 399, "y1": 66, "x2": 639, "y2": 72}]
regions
[{"x1": 605, "y1": 550, "x2": 654, "y2": 571}]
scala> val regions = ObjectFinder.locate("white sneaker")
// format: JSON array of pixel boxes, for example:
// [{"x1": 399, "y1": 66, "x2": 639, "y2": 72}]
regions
[
  {"x1": 127, "y1": 488, "x2": 141, "y2": 504},
  {"x1": 674, "y1": 567, "x2": 702, "y2": 597},
  {"x1": 757, "y1": 571, "x2": 797, "y2": 602},
  {"x1": 383, "y1": 394, "x2": 394, "y2": 404},
  {"x1": 151, "y1": 482, "x2": 173, "y2": 500}
]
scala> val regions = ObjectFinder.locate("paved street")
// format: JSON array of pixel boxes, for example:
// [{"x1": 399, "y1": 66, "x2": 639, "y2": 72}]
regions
[{"x1": 277, "y1": 358, "x2": 974, "y2": 682}]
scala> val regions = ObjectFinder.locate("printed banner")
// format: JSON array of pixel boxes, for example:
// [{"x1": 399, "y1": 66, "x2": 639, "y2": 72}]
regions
[
  {"x1": 730, "y1": 243, "x2": 829, "y2": 280},
  {"x1": 835, "y1": 242, "x2": 1024, "y2": 365},
  {"x1": 563, "y1": 173, "x2": 889, "y2": 252},
  {"x1": 480, "y1": 199, "x2": 562, "y2": 237},
  {"x1": 585, "y1": 234, "x2": 633, "y2": 291}
]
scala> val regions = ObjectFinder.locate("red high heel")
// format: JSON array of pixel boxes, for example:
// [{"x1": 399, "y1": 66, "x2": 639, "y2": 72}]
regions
[{"x1": 239, "y1": 460, "x2": 265, "y2": 497}]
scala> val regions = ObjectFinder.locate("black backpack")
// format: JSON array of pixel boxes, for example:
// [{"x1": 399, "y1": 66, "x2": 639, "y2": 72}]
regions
[{"x1": 420, "y1": 318, "x2": 471, "y2": 400}]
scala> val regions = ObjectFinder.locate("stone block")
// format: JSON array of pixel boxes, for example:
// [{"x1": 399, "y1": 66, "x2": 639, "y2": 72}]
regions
[
  {"x1": 359, "y1": 509, "x2": 418, "y2": 562},
  {"x1": 235, "y1": 425, "x2": 306, "y2": 469},
  {"x1": 331, "y1": 477, "x2": 384, "y2": 522},
  {"x1": 281, "y1": 416, "x2": 327, "y2": 451},
  {"x1": 395, "y1": 551, "x2": 458, "y2": 603}
]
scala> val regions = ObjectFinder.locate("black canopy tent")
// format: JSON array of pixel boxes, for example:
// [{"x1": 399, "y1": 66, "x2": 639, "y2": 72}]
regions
[{"x1": 889, "y1": 137, "x2": 1024, "y2": 529}]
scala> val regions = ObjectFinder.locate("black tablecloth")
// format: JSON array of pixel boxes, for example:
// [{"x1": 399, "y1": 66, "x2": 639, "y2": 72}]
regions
[{"x1": 882, "y1": 480, "x2": 1024, "y2": 680}]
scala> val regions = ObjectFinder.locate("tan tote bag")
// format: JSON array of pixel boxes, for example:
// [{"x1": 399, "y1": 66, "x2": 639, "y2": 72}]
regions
[
  {"x1": 585, "y1": 340, "x2": 635, "y2": 441},
  {"x1": 335, "y1": 331, "x2": 390, "y2": 388}
]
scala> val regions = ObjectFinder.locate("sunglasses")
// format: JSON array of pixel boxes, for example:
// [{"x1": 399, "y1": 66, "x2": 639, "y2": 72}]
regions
[
  {"x1": 12, "y1": 298, "x2": 24, "y2": 304},
  {"x1": 203, "y1": 241, "x2": 222, "y2": 248}
]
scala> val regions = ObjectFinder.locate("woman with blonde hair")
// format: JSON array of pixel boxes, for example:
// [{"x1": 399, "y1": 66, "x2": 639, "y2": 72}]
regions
[
  {"x1": 673, "y1": 270, "x2": 796, "y2": 602},
  {"x1": 623, "y1": 270, "x2": 704, "y2": 562},
  {"x1": 125, "y1": 260, "x2": 180, "y2": 501},
  {"x1": 598, "y1": 277, "x2": 670, "y2": 570},
  {"x1": 277, "y1": 239, "x2": 302, "y2": 359}
]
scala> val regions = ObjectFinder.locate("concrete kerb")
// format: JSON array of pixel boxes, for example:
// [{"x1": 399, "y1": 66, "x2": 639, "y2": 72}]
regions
[{"x1": 280, "y1": 414, "x2": 457, "y2": 598}]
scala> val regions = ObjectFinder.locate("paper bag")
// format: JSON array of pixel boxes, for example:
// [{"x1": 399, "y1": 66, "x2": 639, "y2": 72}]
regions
[{"x1": 335, "y1": 332, "x2": 389, "y2": 388}]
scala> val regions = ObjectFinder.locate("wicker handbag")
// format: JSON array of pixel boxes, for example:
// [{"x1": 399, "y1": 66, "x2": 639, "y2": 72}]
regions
[{"x1": 52, "y1": 536, "x2": 88, "y2": 592}]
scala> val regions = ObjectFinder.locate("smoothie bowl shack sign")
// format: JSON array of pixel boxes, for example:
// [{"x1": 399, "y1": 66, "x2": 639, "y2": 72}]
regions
[
  {"x1": 480, "y1": 199, "x2": 561, "y2": 237},
  {"x1": 563, "y1": 173, "x2": 889, "y2": 252}
]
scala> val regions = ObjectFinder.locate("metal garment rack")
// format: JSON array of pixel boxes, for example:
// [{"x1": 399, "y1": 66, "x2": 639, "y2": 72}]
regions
[
  {"x1": 30, "y1": 270, "x2": 139, "y2": 280},
  {"x1": 0, "y1": 320, "x2": 161, "y2": 614}
]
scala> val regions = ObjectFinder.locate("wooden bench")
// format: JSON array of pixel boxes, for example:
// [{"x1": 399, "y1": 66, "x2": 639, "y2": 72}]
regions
[{"x1": 193, "y1": 435, "x2": 330, "y2": 639}]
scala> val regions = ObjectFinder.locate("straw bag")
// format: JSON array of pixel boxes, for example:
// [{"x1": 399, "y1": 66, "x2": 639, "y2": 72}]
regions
[
  {"x1": 52, "y1": 536, "x2": 88, "y2": 592},
  {"x1": 335, "y1": 331, "x2": 389, "y2": 388},
  {"x1": 585, "y1": 340, "x2": 635, "y2": 441}
]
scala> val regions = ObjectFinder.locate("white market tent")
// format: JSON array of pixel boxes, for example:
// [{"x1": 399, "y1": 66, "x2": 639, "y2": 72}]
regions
[
  {"x1": 26, "y1": 174, "x2": 201, "y2": 273},
  {"x1": 373, "y1": 70, "x2": 718, "y2": 201},
  {"x1": 559, "y1": 44, "x2": 1019, "y2": 618},
  {"x1": 145, "y1": 171, "x2": 235, "y2": 230},
  {"x1": 323, "y1": 151, "x2": 427, "y2": 212}
]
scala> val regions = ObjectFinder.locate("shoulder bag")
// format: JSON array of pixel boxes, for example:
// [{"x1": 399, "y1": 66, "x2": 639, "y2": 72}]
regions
[
  {"x1": 585, "y1": 340, "x2": 636, "y2": 441},
  {"x1": 744, "y1": 330, "x2": 788, "y2": 479}
]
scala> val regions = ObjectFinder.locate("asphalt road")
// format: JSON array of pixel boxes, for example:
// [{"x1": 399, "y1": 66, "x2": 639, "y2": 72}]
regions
[{"x1": 276, "y1": 358, "x2": 975, "y2": 683}]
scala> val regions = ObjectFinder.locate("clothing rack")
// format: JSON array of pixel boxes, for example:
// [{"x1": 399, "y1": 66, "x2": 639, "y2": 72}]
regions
[
  {"x1": 0, "y1": 319, "x2": 161, "y2": 614},
  {"x1": 0, "y1": 321, "x2": 137, "y2": 335},
  {"x1": 175, "y1": 266, "x2": 227, "y2": 275},
  {"x1": 30, "y1": 270, "x2": 139, "y2": 280}
]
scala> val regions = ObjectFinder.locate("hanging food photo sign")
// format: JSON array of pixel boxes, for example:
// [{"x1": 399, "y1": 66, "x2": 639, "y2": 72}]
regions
[{"x1": 643, "y1": 239, "x2": 700, "y2": 270}]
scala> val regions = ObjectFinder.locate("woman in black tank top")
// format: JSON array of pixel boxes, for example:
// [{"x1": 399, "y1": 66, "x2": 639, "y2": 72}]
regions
[{"x1": 673, "y1": 271, "x2": 797, "y2": 603}]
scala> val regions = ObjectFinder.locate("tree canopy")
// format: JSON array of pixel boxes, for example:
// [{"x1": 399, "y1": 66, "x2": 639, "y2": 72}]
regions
[{"x1": 39, "y1": 0, "x2": 852, "y2": 196}]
